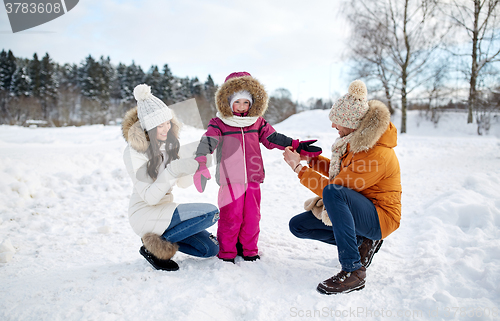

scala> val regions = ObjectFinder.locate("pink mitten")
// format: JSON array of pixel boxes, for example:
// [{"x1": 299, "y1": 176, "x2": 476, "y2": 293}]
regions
[
  {"x1": 291, "y1": 139, "x2": 322, "y2": 157},
  {"x1": 194, "y1": 156, "x2": 211, "y2": 193}
]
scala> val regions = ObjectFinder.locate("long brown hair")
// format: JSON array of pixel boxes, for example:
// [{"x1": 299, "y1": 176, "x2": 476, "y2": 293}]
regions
[{"x1": 145, "y1": 123, "x2": 180, "y2": 180}]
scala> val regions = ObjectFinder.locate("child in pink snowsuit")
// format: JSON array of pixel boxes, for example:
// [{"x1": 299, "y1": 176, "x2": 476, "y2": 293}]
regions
[{"x1": 194, "y1": 72, "x2": 321, "y2": 262}]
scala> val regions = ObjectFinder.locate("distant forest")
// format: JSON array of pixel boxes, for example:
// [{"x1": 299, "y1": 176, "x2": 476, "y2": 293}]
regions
[
  {"x1": 1, "y1": 48, "x2": 497, "y2": 134},
  {"x1": 0, "y1": 49, "x2": 305, "y2": 127}
]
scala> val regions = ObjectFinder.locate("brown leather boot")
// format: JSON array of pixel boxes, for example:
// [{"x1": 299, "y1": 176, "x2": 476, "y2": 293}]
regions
[
  {"x1": 317, "y1": 267, "x2": 366, "y2": 295},
  {"x1": 358, "y1": 238, "x2": 383, "y2": 268}
]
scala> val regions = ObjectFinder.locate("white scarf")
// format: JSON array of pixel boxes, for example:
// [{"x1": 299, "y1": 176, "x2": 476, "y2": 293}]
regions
[
  {"x1": 329, "y1": 132, "x2": 354, "y2": 180},
  {"x1": 216, "y1": 112, "x2": 259, "y2": 128}
]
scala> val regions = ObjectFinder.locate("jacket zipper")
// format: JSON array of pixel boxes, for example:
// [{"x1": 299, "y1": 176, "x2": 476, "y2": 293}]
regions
[{"x1": 241, "y1": 128, "x2": 247, "y2": 184}]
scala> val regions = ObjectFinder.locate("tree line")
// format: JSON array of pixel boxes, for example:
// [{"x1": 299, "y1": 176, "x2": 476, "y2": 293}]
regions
[
  {"x1": 0, "y1": 50, "x2": 217, "y2": 126},
  {"x1": 1, "y1": 1, "x2": 499, "y2": 135},
  {"x1": 0, "y1": 50, "x2": 302, "y2": 127}
]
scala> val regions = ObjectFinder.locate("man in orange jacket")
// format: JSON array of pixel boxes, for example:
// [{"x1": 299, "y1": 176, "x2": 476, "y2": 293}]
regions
[{"x1": 284, "y1": 80, "x2": 402, "y2": 295}]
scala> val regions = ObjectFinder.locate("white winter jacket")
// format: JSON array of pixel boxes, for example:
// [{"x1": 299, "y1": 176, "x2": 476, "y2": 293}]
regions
[{"x1": 121, "y1": 107, "x2": 198, "y2": 237}]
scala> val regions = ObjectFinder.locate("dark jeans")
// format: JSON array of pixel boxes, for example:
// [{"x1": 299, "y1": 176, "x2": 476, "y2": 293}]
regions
[
  {"x1": 289, "y1": 184, "x2": 381, "y2": 272},
  {"x1": 162, "y1": 203, "x2": 220, "y2": 258}
]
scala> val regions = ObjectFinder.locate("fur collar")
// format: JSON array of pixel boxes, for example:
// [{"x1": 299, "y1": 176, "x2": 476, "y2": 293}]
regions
[
  {"x1": 215, "y1": 76, "x2": 268, "y2": 118},
  {"x1": 121, "y1": 107, "x2": 181, "y2": 153},
  {"x1": 349, "y1": 100, "x2": 392, "y2": 153}
]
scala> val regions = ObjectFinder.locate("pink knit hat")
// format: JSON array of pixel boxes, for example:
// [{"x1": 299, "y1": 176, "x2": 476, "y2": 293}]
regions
[
  {"x1": 225, "y1": 71, "x2": 251, "y2": 82},
  {"x1": 329, "y1": 80, "x2": 369, "y2": 129}
]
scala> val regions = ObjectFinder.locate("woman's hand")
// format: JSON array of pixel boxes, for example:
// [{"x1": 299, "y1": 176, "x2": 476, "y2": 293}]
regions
[{"x1": 283, "y1": 147, "x2": 301, "y2": 171}]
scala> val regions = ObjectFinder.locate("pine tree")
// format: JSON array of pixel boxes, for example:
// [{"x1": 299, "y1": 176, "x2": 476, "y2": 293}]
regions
[
  {"x1": 130, "y1": 62, "x2": 145, "y2": 87},
  {"x1": 79, "y1": 55, "x2": 94, "y2": 98},
  {"x1": 9, "y1": 59, "x2": 30, "y2": 97},
  {"x1": 98, "y1": 56, "x2": 113, "y2": 104},
  {"x1": 161, "y1": 64, "x2": 174, "y2": 103},
  {"x1": 120, "y1": 61, "x2": 145, "y2": 102},
  {"x1": 79, "y1": 55, "x2": 111, "y2": 102},
  {"x1": 40, "y1": 53, "x2": 58, "y2": 119},
  {"x1": 189, "y1": 77, "x2": 202, "y2": 97},
  {"x1": 79, "y1": 55, "x2": 118, "y2": 123},
  {"x1": 59, "y1": 63, "x2": 79, "y2": 91},
  {"x1": 57, "y1": 63, "x2": 80, "y2": 125},
  {"x1": 9, "y1": 58, "x2": 35, "y2": 123},
  {"x1": 128, "y1": 62, "x2": 145, "y2": 91},
  {"x1": 29, "y1": 53, "x2": 41, "y2": 98},
  {"x1": 172, "y1": 77, "x2": 191, "y2": 103},
  {"x1": 98, "y1": 56, "x2": 115, "y2": 122},
  {"x1": 197, "y1": 74, "x2": 218, "y2": 127},
  {"x1": 110, "y1": 63, "x2": 124, "y2": 101},
  {"x1": 0, "y1": 50, "x2": 17, "y2": 92},
  {"x1": 205, "y1": 74, "x2": 215, "y2": 89},
  {"x1": 114, "y1": 62, "x2": 128, "y2": 101},
  {"x1": 204, "y1": 74, "x2": 217, "y2": 113},
  {"x1": 0, "y1": 50, "x2": 17, "y2": 121},
  {"x1": 78, "y1": 55, "x2": 102, "y2": 124},
  {"x1": 144, "y1": 65, "x2": 163, "y2": 100},
  {"x1": 0, "y1": 50, "x2": 8, "y2": 92}
]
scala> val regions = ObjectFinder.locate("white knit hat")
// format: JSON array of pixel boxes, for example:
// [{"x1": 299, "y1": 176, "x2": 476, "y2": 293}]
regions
[
  {"x1": 134, "y1": 84, "x2": 172, "y2": 131},
  {"x1": 329, "y1": 80, "x2": 369, "y2": 129},
  {"x1": 229, "y1": 90, "x2": 253, "y2": 111}
]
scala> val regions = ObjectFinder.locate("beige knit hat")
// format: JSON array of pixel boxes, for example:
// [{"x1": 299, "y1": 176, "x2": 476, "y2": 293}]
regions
[
  {"x1": 329, "y1": 80, "x2": 369, "y2": 129},
  {"x1": 133, "y1": 84, "x2": 172, "y2": 131}
]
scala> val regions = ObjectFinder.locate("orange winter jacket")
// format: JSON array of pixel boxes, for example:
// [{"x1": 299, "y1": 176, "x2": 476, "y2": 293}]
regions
[{"x1": 297, "y1": 103, "x2": 402, "y2": 239}]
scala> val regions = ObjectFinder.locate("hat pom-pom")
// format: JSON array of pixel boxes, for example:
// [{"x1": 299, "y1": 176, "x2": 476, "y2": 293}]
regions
[
  {"x1": 348, "y1": 80, "x2": 367, "y2": 100},
  {"x1": 133, "y1": 84, "x2": 152, "y2": 101}
]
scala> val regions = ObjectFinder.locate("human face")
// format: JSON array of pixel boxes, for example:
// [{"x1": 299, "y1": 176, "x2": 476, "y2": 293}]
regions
[
  {"x1": 156, "y1": 120, "x2": 171, "y2": 141},
  {"x1": 332, "y1": 122, "x2": 355, "y2": 137},
  {"x1": 232, "y1": 99, "x2": 251, "y2": 114}
]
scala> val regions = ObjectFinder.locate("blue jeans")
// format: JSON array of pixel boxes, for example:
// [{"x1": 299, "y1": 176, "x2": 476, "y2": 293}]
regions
[
  {"x1": 289, "y1": 184, "x2": 381, "y2": 272},
  {"x1": 162, "y1": 203, "x2": 220, "y2": 258}
]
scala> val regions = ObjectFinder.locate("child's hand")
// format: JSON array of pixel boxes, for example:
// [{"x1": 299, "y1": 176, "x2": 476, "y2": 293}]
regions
[{"x1": 194, "y1": 156, "x2": 211, "y2": 193}]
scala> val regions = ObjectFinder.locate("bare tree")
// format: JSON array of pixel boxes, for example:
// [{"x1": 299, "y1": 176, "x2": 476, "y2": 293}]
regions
[
  {"x1": 343, "y1": 0, "x2": 449, "y2": 133},
  {"x1": 424, "y1": 61, "x2": 451, "y2": 125},
  {"x1": 346, "y1": 18, "x2": 399, "y2": 114},
  {"x1": 265, "y1": 88, "x2": 297, "y2": 125},
  {"x1": 441, "y1": 0, "x2": 500, "y2": 124}
]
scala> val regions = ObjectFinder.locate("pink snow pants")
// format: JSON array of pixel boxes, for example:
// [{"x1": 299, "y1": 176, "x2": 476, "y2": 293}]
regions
[{"x1": 217, "y1": 182, "x2": 261, "y2": 259}]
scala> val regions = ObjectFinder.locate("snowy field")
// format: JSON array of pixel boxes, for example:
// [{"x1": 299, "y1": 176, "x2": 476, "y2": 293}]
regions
[{"x1": 1, "y1": 110, "x2": 499, "y2": 321}]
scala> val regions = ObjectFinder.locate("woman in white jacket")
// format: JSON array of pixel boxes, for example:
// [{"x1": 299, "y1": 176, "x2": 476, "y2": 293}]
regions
[{"x1": 122, "y1": 84, "x2": 219, "y2": 271}]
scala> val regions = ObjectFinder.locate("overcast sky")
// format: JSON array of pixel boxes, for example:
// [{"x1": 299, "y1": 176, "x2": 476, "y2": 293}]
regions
[{"x1": 1, "y1": 0, "x2": 352, "y2": 103}]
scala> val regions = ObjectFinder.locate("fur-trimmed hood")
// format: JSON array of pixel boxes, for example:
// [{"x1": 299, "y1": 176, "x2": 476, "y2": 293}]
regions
[
  {"x1": 121, "y1": 106, "x2": 181, "y2": 153},
  {"x1": 349, "y1": 99, "x2": 394, "y2": 153},
  {"x1": 215, "y1": 76, "x2": 268, "y2": 118}
]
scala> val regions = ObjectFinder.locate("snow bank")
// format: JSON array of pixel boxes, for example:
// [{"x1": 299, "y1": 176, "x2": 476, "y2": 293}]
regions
[{"x1": 1, "y1": 111, "x2": 499, "y2": 321}]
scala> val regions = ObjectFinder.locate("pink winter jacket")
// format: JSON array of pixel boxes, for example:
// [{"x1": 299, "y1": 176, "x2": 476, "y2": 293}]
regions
[
  {"x1": 197, "y1": 74, "x2": 295, "y2": 186},
  {"x1": 197, "y1": 116, "x2": 291, "y2": 186}
]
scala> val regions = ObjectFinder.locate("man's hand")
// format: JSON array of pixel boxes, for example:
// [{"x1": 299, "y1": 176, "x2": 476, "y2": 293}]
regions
[
  {"x1": 283, "y1": 146, "x2": 301, "y2": 171},
  {"x1": 300, "y1": 154, "x2": 311, "y2": 162}
]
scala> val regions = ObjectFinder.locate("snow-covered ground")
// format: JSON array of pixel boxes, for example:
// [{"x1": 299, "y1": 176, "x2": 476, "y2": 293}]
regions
[{"x1": 1, "y1": 110, "x2": 499, "y2": 321}]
